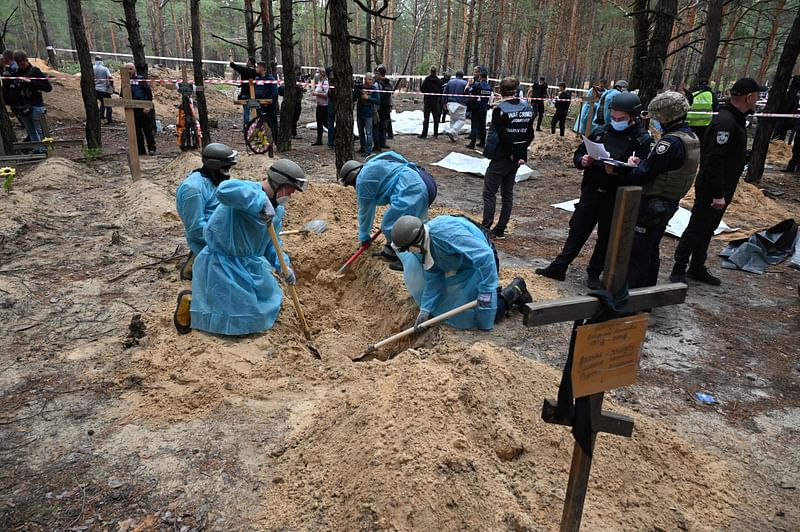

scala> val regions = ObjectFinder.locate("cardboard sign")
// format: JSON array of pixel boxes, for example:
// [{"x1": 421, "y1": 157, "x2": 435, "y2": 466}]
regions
[{"x1": 571, "y1": 314, "x2": 649, "y2": 398}]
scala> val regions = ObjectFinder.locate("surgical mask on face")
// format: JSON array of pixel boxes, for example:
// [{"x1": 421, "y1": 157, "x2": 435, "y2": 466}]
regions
[
  {"x1": 276, "y1": 195, "x2": 290, "y2": 206},
  {"x1": 611, "y1": 119, "x2": 630, "y2": 132},
  {"x1": 651, "y1": 119, "x2": 664, "y2": 133}
]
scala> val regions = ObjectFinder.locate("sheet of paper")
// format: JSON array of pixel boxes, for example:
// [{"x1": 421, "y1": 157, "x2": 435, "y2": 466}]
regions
[{"x1": 582, "y1": 135, "x2": 610, "y2": 160}]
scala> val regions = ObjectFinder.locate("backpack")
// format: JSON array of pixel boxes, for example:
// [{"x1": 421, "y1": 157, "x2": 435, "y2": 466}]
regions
[{"x1": 378, "y1": 153, "x2": 438, "y2": 206}]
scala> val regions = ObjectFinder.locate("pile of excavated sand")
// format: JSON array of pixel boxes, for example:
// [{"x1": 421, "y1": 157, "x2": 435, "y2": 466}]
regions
[
  {"x1": 101, "y1": 156, "x2": 754, "y2": 529},
  {"x1": 682, "y1": 180, "x2": 797, "y2": 238},
  {"x1": 765, "y1": 139, "x2": 795, "y2": 166},
  {"x1": 530, "y1": 133, "x2": 580, "y2": 161}
]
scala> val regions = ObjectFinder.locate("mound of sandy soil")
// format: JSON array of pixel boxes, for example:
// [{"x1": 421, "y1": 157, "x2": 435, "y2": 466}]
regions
[
  {"x1": 530, "y1": 133, "x2": 580, "y2": 161},
  {"x1": 765, "y1": 139, "x2": 795, "y2": 166}
]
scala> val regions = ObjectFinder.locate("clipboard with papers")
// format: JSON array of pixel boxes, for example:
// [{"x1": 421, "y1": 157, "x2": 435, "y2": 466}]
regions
[{"x1": 581, "y1": 135, "x2": 638, "y2": 168}]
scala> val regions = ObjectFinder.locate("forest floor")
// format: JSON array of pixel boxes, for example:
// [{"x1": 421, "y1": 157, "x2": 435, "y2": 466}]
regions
[{"x1": 1, "y1": 83, "x2": 799, "y2": 531}]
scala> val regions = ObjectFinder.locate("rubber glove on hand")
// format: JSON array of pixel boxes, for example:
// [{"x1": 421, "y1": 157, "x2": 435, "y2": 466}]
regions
[
  {"x1": 414, "y1": 310, "x2": 431, "y2": 333},
  {"x1": 477, "y1": 292, "x2": 493, "y2": 308},
  {"x1": 284, "y1": 268, "x2": 296, "y2": 285}
]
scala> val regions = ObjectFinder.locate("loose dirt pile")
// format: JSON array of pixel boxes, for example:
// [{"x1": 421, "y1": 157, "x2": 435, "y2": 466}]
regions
[
  {"x1": 765, "y1": 139, "x2": 795, "y2": 166},
  {"x1": 530, "y1": 133, "x2": 580, "y2": 161},
  {"x1": 0, "y1": 154, "x2": 777, "y2": 529}
]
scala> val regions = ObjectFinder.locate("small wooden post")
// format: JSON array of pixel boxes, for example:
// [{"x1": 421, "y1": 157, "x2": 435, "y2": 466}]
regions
[
  {"x1": 523, "y1": 186, "x2": 689, "y2": 531},
  {"x1": 583, "y1": 91, "x2": 599, "y2": 138},
  {"x1": 107, "y1": 68, "x2": 155, "y2": 180}
]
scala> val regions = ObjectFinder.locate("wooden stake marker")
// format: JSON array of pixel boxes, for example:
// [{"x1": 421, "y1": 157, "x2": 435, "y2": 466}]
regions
[
  {"x1": 106, "y1": 68, "x2": 154, "y2": 180},
  {"x1": 523, "y1": 186, "x2": 688, "y2": 531}
]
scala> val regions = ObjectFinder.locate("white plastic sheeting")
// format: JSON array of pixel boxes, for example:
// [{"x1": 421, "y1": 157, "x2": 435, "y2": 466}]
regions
[
  {"x1": 550, "y1": 200, "x2": 738, "y2": 238},
  {"x1": 433, "y1": 152, "x2": 540, "y2": 183},
  {"x1": 305, "y1": 109, "x2": 471, "y2": 135}
]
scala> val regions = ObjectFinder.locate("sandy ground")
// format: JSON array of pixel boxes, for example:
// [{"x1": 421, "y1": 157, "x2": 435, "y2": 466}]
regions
[{"x1": 1, "y1": 89, "x2": 799, "y2": 530}]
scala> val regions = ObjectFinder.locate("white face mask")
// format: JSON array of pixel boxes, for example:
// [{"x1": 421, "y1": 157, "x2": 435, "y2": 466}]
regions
[{"x1": 276, "y1": 195, "x2": 290, "y2": 206}]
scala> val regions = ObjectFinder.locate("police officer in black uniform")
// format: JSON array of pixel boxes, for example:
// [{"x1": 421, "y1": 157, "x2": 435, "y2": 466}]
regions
[
  {"x1": 669, "y1": 77, "x2": 766, "y2": 286},
  {"x1": 621, "y1": 91, "x2": 701, "y2": 288},
  {"x1": 536, "y1": 91, "x2": 653, "y2": 288},
  {"x1": 466, "y1": 65, "x2": 493, "y2": 149},
  {"x1": 418, "y1": 66, "x2": 442, "y2": 139},
  {"x1": 551, "y1": 82, "x2": 571, "y2": 136},
  {"x1": 528, "y1": 76, "x2": 548, "y2": 132}
]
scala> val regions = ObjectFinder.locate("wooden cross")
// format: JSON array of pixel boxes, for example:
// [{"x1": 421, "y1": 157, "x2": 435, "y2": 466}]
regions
[
  {"x1": 106, "y1": 67, "x2": 155, "y2": 180},
  {"x1": 523, "y1": 186, "x2": 688, "y2": 532},
  {"x1": 234, "y1": 78, "x2": 272, "y2": 122}
]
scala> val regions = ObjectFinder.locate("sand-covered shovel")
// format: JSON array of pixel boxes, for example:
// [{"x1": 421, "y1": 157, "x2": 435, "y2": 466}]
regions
[
  {"x1": 353, "y1": 300, "x2": 479, "y2": 361},
  {"x1": 267, "y1": 224, "x2": 320, "y2": 358},
  {"x1": 280, "y1": 219, "x2": 328, "y2": 236},
  {"x1": 337, "y1": 230, "x2": 382, "y2": 275}
]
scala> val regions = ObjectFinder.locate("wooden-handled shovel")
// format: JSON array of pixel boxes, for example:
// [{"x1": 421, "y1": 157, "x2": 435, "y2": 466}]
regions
[
  {"x1": 267, "y1": 224, "x2": 315, "y2": 348},
  {"x1": 353, "y1": 300, "x2": 479, "y2": 361}
]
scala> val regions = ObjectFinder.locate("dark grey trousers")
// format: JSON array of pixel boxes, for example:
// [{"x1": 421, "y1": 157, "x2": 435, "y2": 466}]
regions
[{"x1": 481, "y1": 157, "x2": 517, "y2": 234}]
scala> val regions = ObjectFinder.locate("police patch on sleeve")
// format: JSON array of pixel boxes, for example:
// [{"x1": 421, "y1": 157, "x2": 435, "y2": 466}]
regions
[
  {"x1": 716, "y1": 131, "x2": 730, "y2": 145},
  {"x1": 655, "y1": 140, "x2": 670, "y2": 155}
]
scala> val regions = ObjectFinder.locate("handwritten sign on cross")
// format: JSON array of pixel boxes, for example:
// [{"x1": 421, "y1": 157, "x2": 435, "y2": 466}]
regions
[
  {"x1": 106, "y1": 67, "x2": 154, "y2": 180},
  {"x1": 523, "y1": 186, "x2": 688, "y2": 531}
]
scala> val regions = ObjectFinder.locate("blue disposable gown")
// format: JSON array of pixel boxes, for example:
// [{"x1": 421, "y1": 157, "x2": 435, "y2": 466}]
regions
[
  {"x1": 356, "y1": 151, "x2": 430, "y2": 243},
  {"x1": 573, "y1": 88, "x2": 601, "y2": 135},
  {"x1": 592, "y1": 88, "x2": 619, "y2": 129},
  {"x1": 190, "y1": 180, "x2": 290, "y2": 336},
  {"x1": 176, "y1": 170, "x2": 220, "y2": 255},
  {"x1": 398, "y1": 216, "x2": 498, "y2": 330}
]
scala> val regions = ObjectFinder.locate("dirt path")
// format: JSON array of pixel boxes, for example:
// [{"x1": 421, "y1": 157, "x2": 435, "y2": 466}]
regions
[{"x1": 1, "y1": 96, "x2": 798, "y2": 530}]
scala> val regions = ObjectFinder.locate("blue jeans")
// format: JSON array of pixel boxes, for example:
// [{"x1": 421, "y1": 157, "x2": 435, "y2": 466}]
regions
[
  {"x1": 18, "y1": 106, "x2": 47, "y2": 153},
  {"x1": 357, "y1": 115, "x2": 374, "y2": 154},
  {"x1": 327, "y1": 100, "x2": 336, "y2": 147}
]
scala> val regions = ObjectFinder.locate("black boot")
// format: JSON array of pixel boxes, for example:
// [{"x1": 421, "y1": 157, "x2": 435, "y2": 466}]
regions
[
  {"x1": 535, "y1": 264, "x2": 566, "y2": 281},
  {"x1": 501, "y1": 277, "x2": 533, "y2": 315},
  {"x1": 669, "y1": 263, "x2": 687, "y2": 283},
  {"x1": 687, "y1": 266, "x2": 721, "y2": 286}
]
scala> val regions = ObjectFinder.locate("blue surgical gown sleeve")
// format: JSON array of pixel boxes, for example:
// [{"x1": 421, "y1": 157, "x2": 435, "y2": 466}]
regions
[
  {"x1": 264, "y1": 206, "x2": 291, "y2": 271},
  {"x1": 176, "y1": 184, "x2": 210, "y2": 255},
  {"x1": 356, "y1": 182, "x2": 378, "y2": 243}
]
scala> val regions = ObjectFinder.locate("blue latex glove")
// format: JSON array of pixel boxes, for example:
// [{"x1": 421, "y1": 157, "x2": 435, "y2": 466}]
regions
[
  {"x1": 477, "y1": 292, "x2": 492, "y2": 308},
  {"x1": 284, "y1": 268, "x2": 296, "y2": 285},
  {"x1": 414, "y1": 310, "x2": 431, "y2": 333}
]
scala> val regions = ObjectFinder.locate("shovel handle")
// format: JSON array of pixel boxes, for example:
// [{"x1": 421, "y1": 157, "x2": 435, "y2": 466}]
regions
[
  {"x1": 337, "y1": 229, "x2": 382, "y2": 274},
  {"x1": 267, "y1": 224, "x2": 312, "y2": 341},
  {"x1": 280, "y1": 229, "x2": 304, "y2": 236},
  {"x1": 365, "y1": 300, "x2": 479, "y2": 354}
]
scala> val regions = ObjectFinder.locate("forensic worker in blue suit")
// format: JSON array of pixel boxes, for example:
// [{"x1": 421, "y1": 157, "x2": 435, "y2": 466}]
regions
[
  {"x1": 173, "y1": 159, "x2": 308, "y2": 336},
  {"x1": 338, "y1": 151, "x2": 437, "y2": 269},
  {"x1": 390, "y1": 215, "x2": 532, "y2": 331},
  {"x1": 175, "y1": 143, "x2": 239, "y2": 280}
]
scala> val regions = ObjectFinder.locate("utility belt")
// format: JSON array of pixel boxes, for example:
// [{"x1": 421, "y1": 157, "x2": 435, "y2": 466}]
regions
[{"x1": 635, "y1": 196, "x2": 678, "y2": 232}]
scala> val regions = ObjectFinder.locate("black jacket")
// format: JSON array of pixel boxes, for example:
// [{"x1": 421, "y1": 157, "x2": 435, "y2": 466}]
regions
[
  {"x1": 230, "y1": 62, "x2": 256, "y2": 100},
  {"x1": 695, "y1": 103, "x2": 748, "y2": 200},
  {"x1": 573, "y1": 121, "x2": 653, "y2": 191},
  {"x1": 420, "y1": 74, "x2": 441, "y2": 103},
  {"x1": 7, "y1": 64, "x2": 51, "y2": 107},
  {"x1": 554, "y1": 90, "x2": 571, "y2": 111},
  {"x1": 377, "y1": 77, "x2": 392, "y2": 119}
]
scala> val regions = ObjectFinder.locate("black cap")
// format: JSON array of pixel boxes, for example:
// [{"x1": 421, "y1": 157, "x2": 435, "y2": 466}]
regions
[
  {"x1": 730, "y1": 77, "x2": 767, "y2": 96},
  {"x1": 376, "y1": 65, "x2": 387, "y2": 74}
]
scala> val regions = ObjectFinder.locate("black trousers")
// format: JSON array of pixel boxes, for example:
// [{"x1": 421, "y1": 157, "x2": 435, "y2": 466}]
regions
[
  {"x1": 533, "y1": 100, "x2": 545, "y2": 130},
  {"x1": 628, "y1": 199, "x2": 679, "y2": 288},
  {"x1": 551, "y1": 109, "x2": 568, "y2": 136},
  {"x1": 292, "y1": 100, "x2": 302, "y2": 136},
  {"x1": 421, "y1": 99, "x2": 440, "y2": 137},
  {"x1": 95, "y1": 90, "x2": 113, "y2": 122},
  {"x1": 133, "y1": 108, "x2": 156, "y2": 155},
  {"x1": 263, "y1": 107, "x2": 279, "y2": 141},
  {"x1": 469, "y1": 109, "x2": 487, "y2": 146},
  {"x1": 315, "y1": 104, "x2": 327, "y2": 143},
  {"x1": 787, "y1": 136, "x2": 800, "y2": 171},
  {"x1": 673, "y1": 192, "x2": 729, "y2": 270},
  {"x1": 549, "y1": 186, "x2": 615, "y2": 278},
  {"x1": 481, "y1": 157, "x2": 517, "y2": 234}
]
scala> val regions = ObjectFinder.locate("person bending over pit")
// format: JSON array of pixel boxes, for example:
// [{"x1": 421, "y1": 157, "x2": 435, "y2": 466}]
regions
[
  {"x1": 391, "y1": 215, "x2": 532, "y2": 332},
  {"x1": 338, "y1": 151, "x2": 437, "y2": 271},
  {"x1": 175, "y1": 143, "x2": 239, "y2": 280},
  {"x1": 173, "y1": 159, "x2": 308, "y2": 336}
]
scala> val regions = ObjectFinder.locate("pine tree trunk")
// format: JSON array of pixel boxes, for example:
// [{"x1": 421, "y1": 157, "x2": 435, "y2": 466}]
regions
[
  {"x1": 746, "y1": 8, "x2": 800, "y2": 184},
  {"x1": 442, "y1": 0, "x2": 451, "y2": 71},
  {"x1": 170, "y1": 1, "x2": 181, "y2": 56},
  {"x1": 122, "y1": 0, "x2": 148, "y2": 79},
  {"x1": 277, "y1": 0, "x2": 296, "y2": 152},
  {"x1": 34, "y1": 0, "x2": 58, "y2": 68},
  {"x1": 0, "y1": 86, "x2": 16, "y2": 153},
  {"x1": 261, "y1": 0, "x2": 276, "y2": 71},
  {"x1": 713, "y1": 5, "x2": 743, "y2": 88},
  {"x1": 109, "y1": 10, "x2": 119, "y2": 54},
  {"x1": 385, "y1": 0, "x2": 394, "y2": 70},
  {"x1": 697, "y1": 0, "x2": 723, "y2": 82},
  {"x1": 461, "y1": 0, "x2": 473, "y2": 72},
  {"x1": 190, "y1": 0, "x2": 211, "y2": 147},
  {"x1": 472, "y1": 0, "x2": 482, "y2": 70},
  {"x1": 244, "y1": 0, "x2": 257, "y2": 60},
  {"x1": 742, "y1": 10, "x2": 763, "y2": 78},
  {"x1": 327, "y1": 0, "x2": 354, "y2": 171},
  {"x1": 312, "y1": 0, "x2": 320, "y2": 65},
  {"x1": 757, "y1": 0, "x2": 785, "y2": 82},
  {"x1": 365, "y1": 8, "x2": 372, "y2": 71},
  {"x1": 65, "y1": 0, "x2": 101, "y2": 150}
]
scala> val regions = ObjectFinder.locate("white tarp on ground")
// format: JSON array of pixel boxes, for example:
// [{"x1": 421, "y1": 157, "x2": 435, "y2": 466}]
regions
[
  {"x1": 433, "y1": 152, "x2": 540, "y2": 183},
  {"x1": 550, "y1": 200, "x2": 738, "y2": 238},
  {"x1": 306, "y1": 110, "x2": 471, "y2": 135}
]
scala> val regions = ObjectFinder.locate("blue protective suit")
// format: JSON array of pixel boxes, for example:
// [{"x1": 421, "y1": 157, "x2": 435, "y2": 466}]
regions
[
  {"x1": 356, "y1": 151, "x2": 430, "y2": 243},
  {"x1": 176, "y1": 169, "x2": 220, "y2": 255},
  {"x1": 573, "y1": 88, "x2": 602, "y2": 135},
  {"x1": 592, "y1": 88, "x2": 619, "y2": 129},
  {"x1": 190, "y1": 180, "x2": 291, "y2": 336},
  {"x1": 398, "y1": 215, "x2": 498, "y2": 330}
]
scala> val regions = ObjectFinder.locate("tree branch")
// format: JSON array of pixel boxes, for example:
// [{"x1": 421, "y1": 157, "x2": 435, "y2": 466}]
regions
[
  {"x1": 352, "y1": 0, "x2": 399, "y2": 20},
  {"x1": 666, "y1": 41, "x2": 705, "y2": 58},
  {"x1": 211, "y1": 32, "x2": 255, "y2": 51}
]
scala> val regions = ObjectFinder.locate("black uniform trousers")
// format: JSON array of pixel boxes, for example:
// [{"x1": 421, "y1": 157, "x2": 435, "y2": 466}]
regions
[
  {"x1": 482, "y1": 157, "x2": 518, "y2": 235},
  {"x1": 673, "y1": 191, "x2": 729, "y2": 271},
  {"x1": 549, "y1": 186, "x2": 615, "y2": 278},
  {"x1": 262, "y1": 106, "x2": 279, "y2": 142},
  {"x1": 421, "y1": 99, "x2": 440, "y2": 137},
  {"x1": 533, "y1": 100, "x2": 545, "y2": 130},
  {"x1": 628, "y1": 199, "x2": 679, "y2": 288},
  {"x1": 469, "y1": 108, "x2": 487, "y2": 146},
  {"x1": 133, "y1": 108, "x2": 156, "y2": 155},
  {"x1": 787, "y1": 136, "x2": 800, "y2": 171},
  {"x1": 314, "y1": 104, "x2": 327, "y2": 143},
  {"x1": 292, "y1": 99, "x2": 302, "y2": 136},
  {"x1": 551, "y1": 109, "x2": 568, "y2": 136}
]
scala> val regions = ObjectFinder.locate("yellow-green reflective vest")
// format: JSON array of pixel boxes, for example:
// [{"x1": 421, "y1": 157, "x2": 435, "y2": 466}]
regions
[{"x1": 686, "y1": 90, "x2": 713, "y2": 127}]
